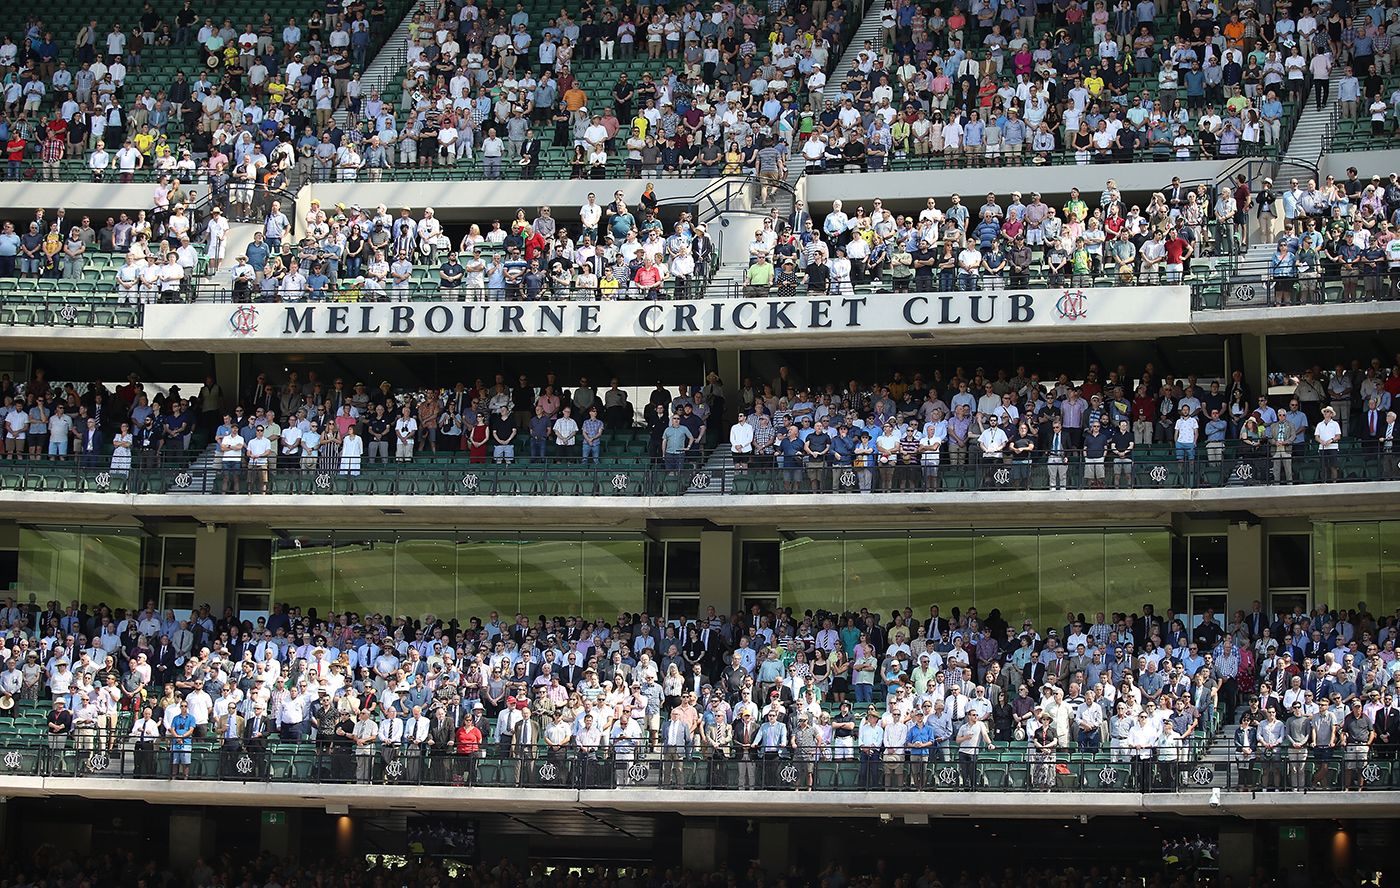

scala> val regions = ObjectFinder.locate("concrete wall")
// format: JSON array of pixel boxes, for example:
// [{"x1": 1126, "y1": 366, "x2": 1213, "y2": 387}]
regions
[
  {"x1": 802, "y1": 159, "x2": 1236, "y2": 210},
  {"x1": 302, "y1": 177, "x2": 729, "y2": 218},
  {"x1": 1320, "y1": 148, "x2": 1400, "y2": 180}
]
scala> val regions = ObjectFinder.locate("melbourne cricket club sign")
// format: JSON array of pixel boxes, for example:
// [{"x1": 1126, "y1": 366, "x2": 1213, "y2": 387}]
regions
[{"x1": 143, "y1": 286, "x2": 1191, "y2": 350}]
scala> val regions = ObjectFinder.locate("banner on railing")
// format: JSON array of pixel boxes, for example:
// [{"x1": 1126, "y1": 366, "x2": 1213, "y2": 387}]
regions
[{"x1": 143, "y1": 286, "x2": 1192, "y2": 350}]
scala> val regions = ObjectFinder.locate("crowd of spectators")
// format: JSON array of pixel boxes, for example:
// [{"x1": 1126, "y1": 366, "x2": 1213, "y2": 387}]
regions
[
  {"x1": 116, "y1": 168, "x2": 1400, "y2": 305},
  {"x1": 4, "y1": 355, "x2": 1400, "y2": 491},
  {"x1": 6, "y1": 592, "x2": 1400, "y2": 791},
  {"x1": 0, "y1": 853, "x2": 1229, "y2": 888},
  {"x1": 0, "y1": 0, "x2": 398, "y2": 180},
  {"x1": 226, "y1": 188, "x2": 719, "y2": 303},
  {"x1": 722, "y1": 359, "x2": 1400, "y2": 491},
  {"x1": 0, "y1": 0, "x2": 1396, "y2": 191},
  {"x1": 804, "y1": 0, "x2": 1400, "y2": 169},
  {"x1": 357, "y1": 0, "x2": 850, "y2": 183},
  {"x1": 1265, "y1": 169, "x2": 1400, "y2": 304}
]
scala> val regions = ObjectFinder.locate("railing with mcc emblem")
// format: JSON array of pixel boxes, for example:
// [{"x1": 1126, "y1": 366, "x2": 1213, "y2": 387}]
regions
[
  {"x1": 0, "y1": 445, "x2": 1393, "y2": 497},
  {"x1": 4, "y1": 742, "x2": 1395, "y2": 793}
]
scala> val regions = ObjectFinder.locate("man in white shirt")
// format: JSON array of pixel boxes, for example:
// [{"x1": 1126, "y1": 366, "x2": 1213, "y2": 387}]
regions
[
  {"x1": 1173, "y1": 405, "x2": 1198, "y2": 464},
  {"x1": 730, "y1": 415, "x2": 755, "y2": 468},
  {"x1": 977, "y1": 415, "x2": 1008, "y2": 460},
  {"x1": 551, "y1": 405, "x2": 579, "y2": 457},
  {"x1": 219, "y1": 426, "x2": 245, "y2": 493},
  {"x1": 246, "y1": 426, "x2": 273, "y2": 493},
  {"x1": 279, "y1": 259, "x2": 308, "y2": 301},
  {"x1": 394, "y1": 407, "x2": 418, "y2": 461},
  {"x1": 1315, "y1": 405, "x2": 1342, "y2": 481}
]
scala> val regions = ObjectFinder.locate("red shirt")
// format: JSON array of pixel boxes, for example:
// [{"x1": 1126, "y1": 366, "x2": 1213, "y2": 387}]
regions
[
  {"x1": 1132, "y1": 396, "x2": 1158, "y2": 422},
  {"x1": 634, "y1": 264, "x2": 662, "y2": 288},
  {"x1": 1164, "y1": 237, "x2": 1189, "y2": 264},
  {"x1": 455, "y1": 724, "x2": 482, "y2": 754},
  {"x1": 6, "y1": 138, "x2": 25, "y2": 162}
]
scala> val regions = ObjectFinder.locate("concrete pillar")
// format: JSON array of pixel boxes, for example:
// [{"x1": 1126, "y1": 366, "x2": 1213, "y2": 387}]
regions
[
  {"x1": 194, "y1": 526, "x2": 233, "y2": 614},
  {"x1": 756, "y1": 820, "x2": 793, "y2": 875},
  {"x1": 212, "y1": 353, "x2": 240, "y2": 417},
  {"x1": 682, "y1": 820, "x2": 728, "y2": 871},
  {"x1": 168, "y1": 808, "x2": 213, "y2": 872},
  {"x1": 1240, "y1": 334, "x2": 1268, "y2": 403},
  {"x1": 699, "y1": 529, "x2": 736, "y2": 618},
  {"x1": 259, "y1": 809, "x2": 302, "y2": 859},
  {"x1": 715, "y1": 350, "x2": 741, "y2": 430},
  {"x1": 1226, "y1": 521, "x2": 1264, "y2": 620}
]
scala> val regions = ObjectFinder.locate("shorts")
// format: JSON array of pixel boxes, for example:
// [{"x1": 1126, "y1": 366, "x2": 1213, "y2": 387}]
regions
[
  {"x1": 171, "y1": 750, "x2": 191, "y2": 765},
  {"x1": 1344, "y1": 745, "x2": 1368, "y2": 764},
  {"x1": 647, "y1": 713, "x2": 661, "y2": 732}
]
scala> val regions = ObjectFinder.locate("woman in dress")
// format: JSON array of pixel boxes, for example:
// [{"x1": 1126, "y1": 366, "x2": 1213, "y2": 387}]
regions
[
  {"x1": 1031, "y1": 711, "x2": 1058, "y2": 788},
  {"x1": 109, "y1": 422, "x2": 133, "y2": 475}
]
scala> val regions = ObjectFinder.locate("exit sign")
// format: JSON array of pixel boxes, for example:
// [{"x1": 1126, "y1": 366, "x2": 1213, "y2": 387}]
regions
[
  {"x1": 1281, "y1": 826, "x2": 1303, "y2": 841},
  {"x1": 262, "y1": 811, "x2": 285, "y2": 825}
]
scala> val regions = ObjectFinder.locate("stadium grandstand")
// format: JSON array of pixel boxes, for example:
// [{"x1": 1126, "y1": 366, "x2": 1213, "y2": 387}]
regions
[{"x1": 0, "y1": 0, "x2": 1397, "y2": 882}]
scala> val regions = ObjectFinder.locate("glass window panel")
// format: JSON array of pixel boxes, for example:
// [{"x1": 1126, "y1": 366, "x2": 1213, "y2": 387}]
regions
[
  {"x1": 909, "y1": 534, "x2": 975, "y2": 617},
  {"x1": 457, "y1": 538, "x2": 520, "y2": 621},
  {"x1": 973, "y1": 534, "x2": 1039, "y2": 627},
  {"x1": 740, "y1": 542, "x2": 781, "y2": 593},
  {"x1": 331, "y1": 535, "x2": 396, "y2": 618},
  {"x1": 140, "y1": 538, "x2": 162, "y2": 605},
  {"x1": 162, "y1": 537, "x2": 196, "y2": 589},
  {"x1": 18, "y1": 528, "x2": 80, "y2": 611},
  {"x1": 1038, "y1": 534, "x2": 1105, "y2": 629},
  {"x1": 780, "y1": 536, "x2": 842, "y2": 616},
  {"x1": 843, "y1": 538, "x2": 909, "y2": 620},
  {"x1": 518, "y1": 540, "x2": 581, "y2": 621},
  {"x1": 663, "y1": 543, "x2": 701, "y2": 596},
  {"x1": 395, "y1": 538, "x2": 457, "y2": 623},
  {"x1": 1188, "y1": 536, "x2": 1229, "y2": 590},
  {"x1": 1312, "y1": 523, "x2": 1336, "y2": 613},
  {"x1": 80, "y1": 533, "x2": 141, "y2": 615},
  {"x1": 272, "y1": 534, "x2": 334, "y2": 618},
  {"x1": 1381, "y1": 523, "x2": 1400, "y2": 619},
  {"x1": 1268, "y1": 534, "x2": 1312, "y2": 590},
  {"x1": 236, "y1": 539, "x2": 272, "y2": 589},
  {"x1": 1105, "y1": 531, "x2": 1172, "y2": 617},
  {"x1": 582, "y1": 540, "x2": 646, "y2": 623},
  {"x1": 1331, "y1": 523, "x2": 1380, "y2": 613}
]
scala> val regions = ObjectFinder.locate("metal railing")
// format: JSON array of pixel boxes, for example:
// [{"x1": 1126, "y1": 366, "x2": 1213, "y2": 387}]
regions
[
  {"x1": 0, "y1": 298, "x2": 144, "y2": 328},
  {"x1": 6, "y1": 741, "x2": 1396, "y2": 793},
  {"x1": 1, "y1": 447, "x2": 1392, "y2": 497},
  {"x1": 1192, "y1": 271, "x2": 1400, "y2": 310}
]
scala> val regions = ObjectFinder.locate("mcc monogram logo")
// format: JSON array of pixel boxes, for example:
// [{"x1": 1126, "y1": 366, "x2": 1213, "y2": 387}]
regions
[
  {"x1": 1055, "y1": 290, "x2": 1089, "y2": 321},
  {"x1": 229, "y1": 305, "x2": 260, "y2": 336}
]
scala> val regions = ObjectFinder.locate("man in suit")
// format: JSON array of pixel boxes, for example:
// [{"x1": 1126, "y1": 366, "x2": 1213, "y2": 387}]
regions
[
  {"x1": 152, "y1": 635, "x2": 178, "y2": 687},
  {"x1": 245, "y1": 703, "x2": 271, "y2": 778},
  {"x1": 216, "y1": 706, "x2": 246, "y2": 777},
  {"x1": 519, "y1": 130, "x2": 541, "y2": 179},
  {"x1": 77, "y1": 418, "x2": 104, "y2": 468},
  {"x1": 925, "y1": 606, "x2": 948, "y2": 645},
  {"x1": 1373, "y1": 692, "x2": 1400, "y2": 760},
  {"x1": 732, "y1": 709, "x2": 759, "y2": 789},
  {"x1": 512, "y1": 704, "x2": 537, "y2": 783},
  {"x1": 790, "y1": 200, "x2": 812, "y2": 238},
  {"x1": 1243, "y1": 602, "x2": 1268, "y2": 641},
  {"x1": 1359, "y1": 397, "x2": 1387, "y2": 450},
  {"x1": 560, "y1": 653, "x2": 585, "y2": 690},
  {"x1": 1384, "y1": 410, "x2": 1398, "y2": 479}
]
